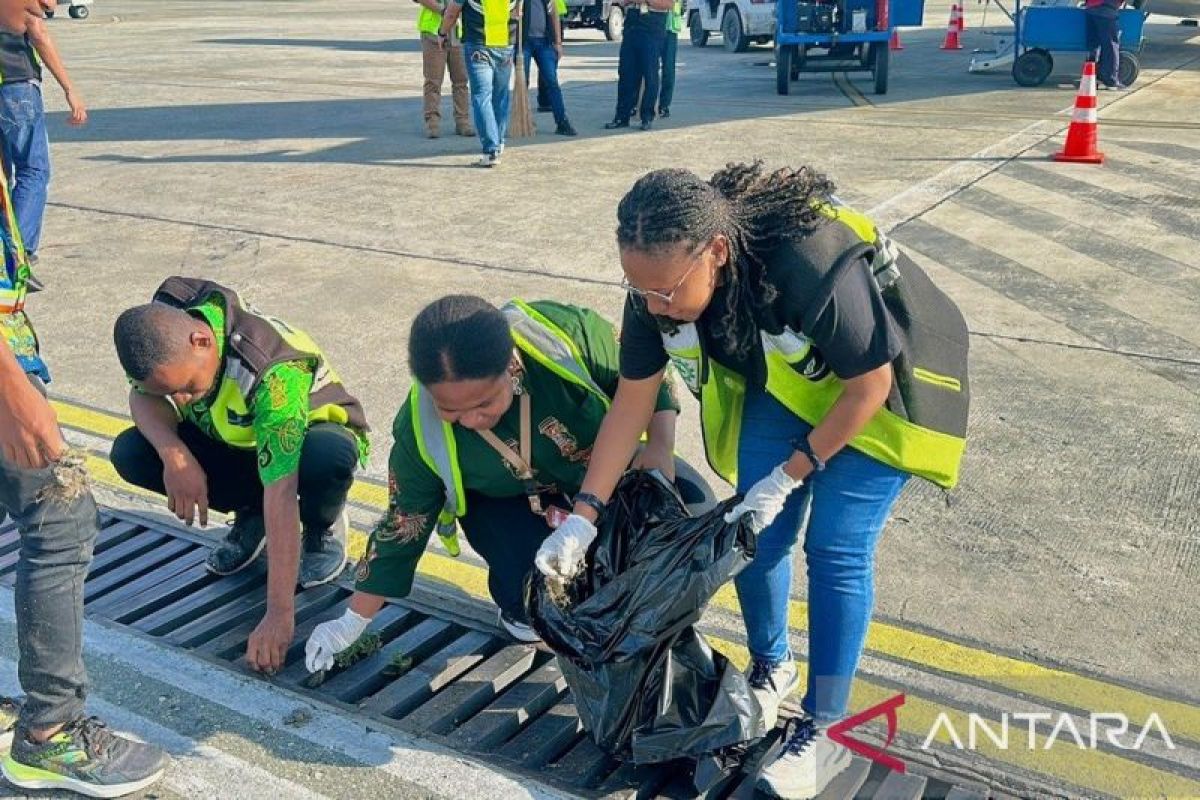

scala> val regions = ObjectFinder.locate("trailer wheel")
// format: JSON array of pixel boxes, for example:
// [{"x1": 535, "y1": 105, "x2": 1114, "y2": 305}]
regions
[
  {"x1": 1012, "y1": 48, "x2": 1053, "y2": 87},
  {"x1": 871, "y1": 41, "x2": 889, "y2": 94},
  {"x1": 605, "y1": 5, "x2": 624, "y2": 41},
  {"x1": 776, "y1": 45, "x2": 793, "y2": 94},
  {"x1": 68, "y1": 4, "x2": 88, "y2": 18},
  {"x1": 1118, "y1": 51, "x2": 1140, "y2": 86},
  {"x1": 689, "y1": 11, "x2": 709, "y2": 46},
  {"x1": 722, "y1": 7, "x2": 748, "y2": 53}
]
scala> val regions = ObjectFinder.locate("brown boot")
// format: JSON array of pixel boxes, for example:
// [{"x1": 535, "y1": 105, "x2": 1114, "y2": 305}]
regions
[{"x1": 455, "y1": 120, "x2": 476, "y2": 137}]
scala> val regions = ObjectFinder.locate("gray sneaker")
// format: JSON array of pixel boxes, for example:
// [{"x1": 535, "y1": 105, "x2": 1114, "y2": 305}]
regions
[
  {"x1": 2, "y1": 716, "x2": 170, "y2": 799},
  {"x1": 757, "y1": 718, "x2": 851, "y2": 799},
  {"x1": 206, "y1": 513, "x2": 266, "y2": 576},
  {"x1": 747, "y1": 658, "x2": 800, "y2": 730},
  {"x1": 299, "y1": 510, "x2": 349, "y2": 589}
]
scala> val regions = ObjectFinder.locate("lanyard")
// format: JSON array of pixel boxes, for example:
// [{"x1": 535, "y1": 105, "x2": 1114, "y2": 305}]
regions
[{"x1": 477, "y1": 391, "x2": 545, "y2": 515}]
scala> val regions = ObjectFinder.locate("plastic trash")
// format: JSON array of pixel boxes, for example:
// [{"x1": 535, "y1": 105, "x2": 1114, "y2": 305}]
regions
[{"x1": 526, "y1": 471, "x2": 767, "y2": 767}]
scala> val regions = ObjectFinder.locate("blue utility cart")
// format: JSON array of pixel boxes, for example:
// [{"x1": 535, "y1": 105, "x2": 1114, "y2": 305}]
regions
[
  {"x1": 1010, "y1": 0, "x2": 1149, "y2": 86},
  {"x1": 775, "y1": 0, "x2": 924, "y2": 95}
]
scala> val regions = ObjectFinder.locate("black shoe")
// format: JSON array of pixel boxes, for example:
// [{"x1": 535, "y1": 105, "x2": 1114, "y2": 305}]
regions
[
  {"x1": 537, "y1": 105, "x2": 553, "y2": 113},
  {"x1": 298, "y1": 510, "x2": 349, "y2": 589},
  {"x1": 604, "y1": 119, "x2": 630, "y2": 129},
  {"x1": 2, "y1": 716, "x2": 170, "y2": 799},
  {"x1": 206, "y1": 513, "x2": 266, "y2": 576},
  {"x1": 658, "y1": 106, "x2": 670, "y2": 118},
  {"x1": 555, "y1": 119, "x2": 578, "y2": 136},
  {"x1": 640, "y1": 119, "x2": 653, "y2": 131},
  {"x1": 25, "y1": 272, "x2": 43, "y2": 293}
]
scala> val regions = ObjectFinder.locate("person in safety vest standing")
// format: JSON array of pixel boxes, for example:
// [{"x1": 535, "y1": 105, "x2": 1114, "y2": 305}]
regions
[
  {"x1": 536, "y1": 163, "x2": 970, "y2": 799},
  {"x1": 656, "y1": 0, "x2": 681, "y2": 118},
  {"x1": 415, "y1": 0, "x2": 475, "y2": 138},
  {"x1": 437, "y1": 0, "x2": 518, "y2": 167},
  {"x1": 304, "y1": 295, "x2": 705, "y2": 668},
  {"x1": 0, "y1": 18, "x2": 169, "y2": 785},
  {"x1": 108, "y1": 277, "x2": 370, "y2": 675}
]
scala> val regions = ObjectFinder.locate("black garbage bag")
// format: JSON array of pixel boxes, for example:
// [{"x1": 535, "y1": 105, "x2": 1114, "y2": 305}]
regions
[{"x1": 525, "y1": 471, "x2": 767, "y2": 766}]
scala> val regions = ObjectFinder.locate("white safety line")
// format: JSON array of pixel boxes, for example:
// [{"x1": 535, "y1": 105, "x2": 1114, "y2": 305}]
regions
[
  {"x1": 0, "y1": 590, "x2": 574, "y2": 800},
  {"x1": 0, "y1": 664, "x2": 331, "y2": 800}
]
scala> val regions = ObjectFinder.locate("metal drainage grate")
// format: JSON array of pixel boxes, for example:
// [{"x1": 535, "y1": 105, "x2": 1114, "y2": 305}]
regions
[{"x1": 0, "y1": 512, "x2": 999, "y2": 800}]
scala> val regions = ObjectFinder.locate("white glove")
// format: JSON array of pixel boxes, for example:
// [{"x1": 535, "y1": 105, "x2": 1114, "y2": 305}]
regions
[
  {"x1": 724, "y1": 464, "x2": 803, "y2": 533},
  {"x1": 305, "y1": 609, "x2": 371, "y2": 673},
  {"x1": 534, "y1": 513, "x2": 598, "y2": 580}
]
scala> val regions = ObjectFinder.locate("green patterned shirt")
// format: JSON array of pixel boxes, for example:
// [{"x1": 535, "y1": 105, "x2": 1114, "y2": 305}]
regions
[{"x1": 151, "y1": 298, "x2": 367, "y2": 485}]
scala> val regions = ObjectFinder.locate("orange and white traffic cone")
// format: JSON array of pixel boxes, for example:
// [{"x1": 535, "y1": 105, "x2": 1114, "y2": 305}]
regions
[
  {"x1": 1054, "y1": 61, "x2": 1104, "y2": 164},
  {"x1": 941, "y1": 4, "x2": 963, "y2": 50},
  {"x1": 890, "y1": 28, "x2": 904, "y2": 50}
]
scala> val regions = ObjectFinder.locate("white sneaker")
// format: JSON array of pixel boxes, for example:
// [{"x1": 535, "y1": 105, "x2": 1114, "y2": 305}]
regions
[
  {"x1": 758, "y1": 719, "x2": 852, "y2": 799},
  {"x1": 497, "y1": 610, "x2": 541, "y2": 643},
  {"x1": 747, "y1": 659, "x2": 800, "y2": 730},
  {"x1": 476, "y1": 153, "x2": 500, "y2": 168}
]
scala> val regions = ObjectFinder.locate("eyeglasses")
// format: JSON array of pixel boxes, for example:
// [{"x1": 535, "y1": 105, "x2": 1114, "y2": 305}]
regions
[{"x1": 621, "y1": 257, "x2": 704, "y2": 306}]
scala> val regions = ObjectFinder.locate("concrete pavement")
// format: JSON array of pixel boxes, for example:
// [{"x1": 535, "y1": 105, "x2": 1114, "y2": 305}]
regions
[{"x1": 4, "y1": 0, "x2": 1199, "y2": 795}]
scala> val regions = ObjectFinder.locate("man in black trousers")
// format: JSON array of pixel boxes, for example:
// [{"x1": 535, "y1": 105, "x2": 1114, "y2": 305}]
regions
[
  {"x1": 604, "y1": 0, "x2": 674, "y2": 131},
  {"x1": 1085, "y1": 0, "x2": 1125, "y2": 90}
]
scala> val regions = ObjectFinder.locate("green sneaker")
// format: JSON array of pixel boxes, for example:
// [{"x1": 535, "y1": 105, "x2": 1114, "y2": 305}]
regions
[
  {"x1": 2, "y1": 716, "x2": 170, "y2": 798},
  {"x1": 0, "y1": 697, "x2": 20, "y2": 750}
]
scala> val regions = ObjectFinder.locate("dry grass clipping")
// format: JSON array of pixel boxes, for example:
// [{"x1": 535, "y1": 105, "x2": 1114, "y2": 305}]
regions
[{"x1": 36, "y1": 448, "x2": 90, "y2": 506}]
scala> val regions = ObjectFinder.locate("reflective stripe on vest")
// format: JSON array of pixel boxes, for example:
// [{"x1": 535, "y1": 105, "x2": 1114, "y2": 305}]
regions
[
  {"x1": 411, "y1": 299, "x2": 610, "y2": 556},
  {"x1": 663, "y1": 209, "x2": 966, "y2": 489}
]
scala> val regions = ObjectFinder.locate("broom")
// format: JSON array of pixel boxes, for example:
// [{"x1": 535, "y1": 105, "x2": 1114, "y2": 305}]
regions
[{"x1": 509, "y1": 1, "x2": 537, "y2": 138}]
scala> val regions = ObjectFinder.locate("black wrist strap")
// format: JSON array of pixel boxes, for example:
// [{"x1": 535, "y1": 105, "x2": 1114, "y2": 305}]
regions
[
  {"x1": 574, "y1": 492, "x2": 606, "y2": 519},
  {"x1": 791, "y1": 436, "x2": 826, "y2": 472}
]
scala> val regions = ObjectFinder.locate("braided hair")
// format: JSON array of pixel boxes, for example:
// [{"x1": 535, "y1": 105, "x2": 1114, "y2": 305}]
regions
[{"x1": 616, "y1": 161, "x2": 836, "y2": 359}]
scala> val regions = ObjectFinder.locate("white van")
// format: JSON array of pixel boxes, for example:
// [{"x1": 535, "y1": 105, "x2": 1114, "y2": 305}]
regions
[{"x1": 686, "y1": 0, "x2": 775, "y2": 52}]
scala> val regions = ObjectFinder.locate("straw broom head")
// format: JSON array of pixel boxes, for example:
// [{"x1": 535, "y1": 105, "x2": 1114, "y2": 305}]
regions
[{"x1": 509, "y1": 5, "x2": 536, "y2": 138}]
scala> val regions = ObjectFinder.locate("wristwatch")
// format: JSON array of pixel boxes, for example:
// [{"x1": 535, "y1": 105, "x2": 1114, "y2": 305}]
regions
[
  {"x1": 573, "y1": 492, "x2": 607, "y2": 520},
  {"x1": 791, "y1": 436, "x2": 826, "y2": 472}
]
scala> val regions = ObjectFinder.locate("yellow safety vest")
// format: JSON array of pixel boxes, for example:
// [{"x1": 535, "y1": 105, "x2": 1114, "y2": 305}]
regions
[
  {"x1": 410, "y1": 298, "x2": 610, "y2": 556},
  {"x1": 663, "y1": 205, "x2": 969, "y2": 489}
]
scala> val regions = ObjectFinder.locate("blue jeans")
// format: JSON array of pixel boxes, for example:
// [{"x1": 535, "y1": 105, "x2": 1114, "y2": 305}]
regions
[
  {"x1": 463, "y1": 43, "x2": 514, "y2": 156},
  {"x1": 0, "y1": 82, "x2": 50, "y2": 255},
  {"x1": 524, "y1": 37, "x2": 566, "y2": 126},
  {"x1": 733, "y1": 389, "x2": 909, "y2": 723}
]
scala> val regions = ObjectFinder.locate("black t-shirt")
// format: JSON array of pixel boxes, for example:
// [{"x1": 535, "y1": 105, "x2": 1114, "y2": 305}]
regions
[
  {"x1": 619, "y1": 231, "x2": 903, "y2": 387},
  {"x1": 454, "y1": 0, "x2": 519, "y2": 45}
]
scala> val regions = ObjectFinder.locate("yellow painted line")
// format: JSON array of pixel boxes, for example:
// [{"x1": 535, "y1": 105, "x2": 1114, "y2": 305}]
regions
[
  {"x1": 710, "y1": 583, "x2": 1200, "y2": 744},
  {"x1": 59, "y1": 400, "x2": 391, "y2": 511},
  {"x1": 709, "y1": 634, "x2": 1200, "y2": 800},
  {"x1": 62, "y1": 398, "x2": 1200, "y2": 747}
]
